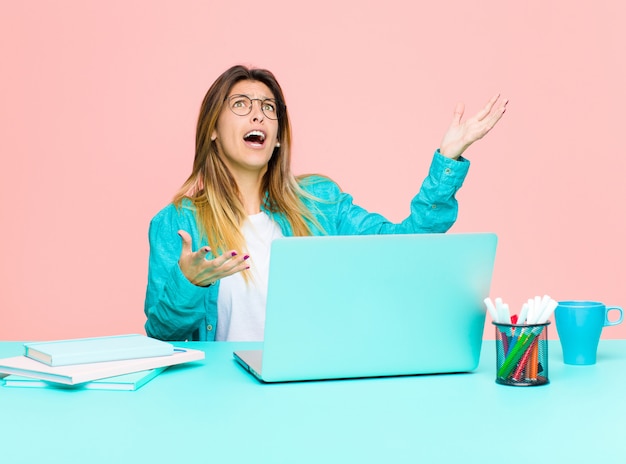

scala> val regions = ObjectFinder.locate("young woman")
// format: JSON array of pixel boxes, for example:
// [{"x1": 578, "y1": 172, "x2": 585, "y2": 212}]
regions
[{"x1": 144, "y1": 65, "x2": 507, "y2": 341}]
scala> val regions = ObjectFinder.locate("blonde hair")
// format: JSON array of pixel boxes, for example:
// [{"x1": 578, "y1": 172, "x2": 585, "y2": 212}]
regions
[{"x1": 173, "y1": 65, "x2": 323, "y2": 256}]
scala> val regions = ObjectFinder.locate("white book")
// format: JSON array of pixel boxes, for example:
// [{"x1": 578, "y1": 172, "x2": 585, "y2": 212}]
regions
[
  {"x1": 2, "y1": 367, "x2": 167, "y2": 391},
  {"x1": 0, "y1": 348, "x2": 204, "y2": 385}
]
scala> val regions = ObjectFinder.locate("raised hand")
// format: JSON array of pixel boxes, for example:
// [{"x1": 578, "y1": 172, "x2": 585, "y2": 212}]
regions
[
  {"x1": 439, "y1": 94, "x2": 508, "y2": 160},
  {"x1": 177, "y1": 230, "x2": 250, "y2": 287}
]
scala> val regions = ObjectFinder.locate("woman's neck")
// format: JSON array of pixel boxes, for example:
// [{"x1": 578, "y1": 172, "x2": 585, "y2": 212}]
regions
[{"x1": 232, "y1": 170, "x2": 265, "y2": 215}]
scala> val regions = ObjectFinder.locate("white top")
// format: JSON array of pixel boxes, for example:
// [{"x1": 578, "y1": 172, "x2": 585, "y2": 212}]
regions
[{"x1": 215, "y1": 212, "x2": 284, "y2": 341}]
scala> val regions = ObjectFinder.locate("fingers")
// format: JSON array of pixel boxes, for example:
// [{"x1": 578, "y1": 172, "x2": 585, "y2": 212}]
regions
[
  {"x1": 489, "y1": 102, "x2": 508, "y2": 127},
  {"x1": 451, "y1": 102, "x2": 465, "y2": 125},
  {"x1": 177, "y1": 229, "x2": 253, "y2": 286},
  {"x1": 198, "y1": 251, "x2": 250, "y2": 286},
  {"x1": 497, "y1": 97, "x2": 509, "y2": 116},
  {"x1": 211, "y1": 250, "x2": 245, "y2": 268},
  {"x1": 481, "y1": 98, "x2": 508, "y2": 133},
  {"x1": 178, "y1": 230, "x2": 193, "y2": 255},
  {"x1": 220, "y1": 253, "x2": 251, "y2": 275},
  {"x1": 474, "y1": 94, "x2": 499, "y2": 121},
  {"x1": 489, "y1": 94, "x2": 508, "y2": 117},
  {"x1": 179, "y1": 229, "x2": 214, "y2": 260}
]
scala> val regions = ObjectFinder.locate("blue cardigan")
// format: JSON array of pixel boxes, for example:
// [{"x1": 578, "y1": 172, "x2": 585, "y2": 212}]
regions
[{"x1": 144, "y1": 151, "x2": 470, "y2": 341}]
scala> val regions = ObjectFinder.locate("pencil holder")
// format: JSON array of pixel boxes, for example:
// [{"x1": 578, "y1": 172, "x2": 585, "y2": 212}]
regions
[{"x1": 493, "y1": 322, "x2": 550, "y2": 386}]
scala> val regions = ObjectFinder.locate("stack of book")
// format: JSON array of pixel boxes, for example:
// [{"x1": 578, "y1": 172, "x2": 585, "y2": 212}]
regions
[{"x1": 0, "y1": 334, "x2": 205, "y2": 391}]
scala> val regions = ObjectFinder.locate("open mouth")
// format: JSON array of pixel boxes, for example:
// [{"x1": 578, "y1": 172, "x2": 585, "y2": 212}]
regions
[{"x1": 243, "y1": 130, "x2": 266, "y2": 146}]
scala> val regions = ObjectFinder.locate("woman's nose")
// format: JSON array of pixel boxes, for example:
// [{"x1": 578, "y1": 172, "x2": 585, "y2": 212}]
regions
[{"x1": 250, "y1": 100, "x2": 265, "y2": 122}]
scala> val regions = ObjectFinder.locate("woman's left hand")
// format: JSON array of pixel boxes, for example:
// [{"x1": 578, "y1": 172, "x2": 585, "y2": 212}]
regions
[{"x1": 439, "y1": 94, "x2": 508, "y2": 160}]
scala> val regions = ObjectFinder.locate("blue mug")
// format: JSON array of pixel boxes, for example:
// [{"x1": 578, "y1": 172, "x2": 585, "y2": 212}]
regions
[{"x1": 555, "y1": 301, "x2": 623, "y2": 365}]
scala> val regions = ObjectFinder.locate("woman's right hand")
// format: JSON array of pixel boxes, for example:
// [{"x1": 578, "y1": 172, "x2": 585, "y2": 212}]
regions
[
  {"x1": 439, "y1": 94, "x2": 508, "y2": 160},
  {"x1": 177, "y1": 230, "x2": 250, "y2": 287}
]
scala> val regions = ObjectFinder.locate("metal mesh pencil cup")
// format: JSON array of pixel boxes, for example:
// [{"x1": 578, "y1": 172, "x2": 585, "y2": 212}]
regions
[{"x1": 493, "y1": 322, "x2": 550, "y2": 386}]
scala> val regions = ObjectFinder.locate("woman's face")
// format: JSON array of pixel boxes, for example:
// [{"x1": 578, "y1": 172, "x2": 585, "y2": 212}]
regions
[{"x1": 211, "y1": 79, "x2": 280, "y2": 177}]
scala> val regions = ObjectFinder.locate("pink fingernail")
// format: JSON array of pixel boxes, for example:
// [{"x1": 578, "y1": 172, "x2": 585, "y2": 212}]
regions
[
  {"x1": 243, "y1": 255, "x2": 250, "y2": 260},
  {"x1": 231, "y1": 251, "x2": 237, "y2": 257}
]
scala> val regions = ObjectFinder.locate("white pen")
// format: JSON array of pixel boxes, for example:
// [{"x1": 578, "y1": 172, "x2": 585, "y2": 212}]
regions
[
  {"x1": 535, "y1": 295, "x2": 549, "y2": 323},
  {"x1": 531, "y1": 295, "x2": 549, "y2": 324},
  {"x1": 538, "y1": 298, "x2": 558, "y2": 324},
  {"x1": 502, "y1": 303, "x2": 511, "y2": 324},
  {"x1": 484, "y1": 297, "x2": 499, "y2": 323},
  {"x1": 518, "y1": 302, "x2": 530, "y2": 325},
  {"x1": 495, "y1": 298, "x2": 509, "y2": 324},
  {"x1": 525, "y1": 299, "x2": 534, "y2": 324}
]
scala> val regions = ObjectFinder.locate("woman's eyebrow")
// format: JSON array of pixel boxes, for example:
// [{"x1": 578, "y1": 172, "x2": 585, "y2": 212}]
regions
[{"x1": 231, "y1": 93, "x2": 276, "y2": 100}]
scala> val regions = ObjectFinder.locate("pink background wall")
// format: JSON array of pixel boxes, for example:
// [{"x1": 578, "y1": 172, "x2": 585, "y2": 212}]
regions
[{"x1": 1, "y1": 1, "x2": 624, "y2": 341}]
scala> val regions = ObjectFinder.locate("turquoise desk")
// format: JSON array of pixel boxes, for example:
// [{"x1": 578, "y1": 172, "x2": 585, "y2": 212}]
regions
[{"x1": 1, "y1": 340, "x2": 625, "y2": 464}]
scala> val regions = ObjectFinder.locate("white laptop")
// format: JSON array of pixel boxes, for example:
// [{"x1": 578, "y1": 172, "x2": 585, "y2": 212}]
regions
[{"x1": 234, "y1": 232, "x2": 497, "y2": 382}]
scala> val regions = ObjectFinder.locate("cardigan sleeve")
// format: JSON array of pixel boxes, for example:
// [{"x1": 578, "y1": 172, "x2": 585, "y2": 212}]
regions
[
  {"x1": 301, "y1": 150, "x2": 470, "y2": 235},
  {"x1": 143, "y1": 204, "x2": 213, "y2": 341}
]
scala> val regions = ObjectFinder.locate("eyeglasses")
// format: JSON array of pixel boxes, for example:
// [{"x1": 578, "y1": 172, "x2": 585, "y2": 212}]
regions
[{"x1": 226, "y1": 94, "x2": 280, "y2": 120}]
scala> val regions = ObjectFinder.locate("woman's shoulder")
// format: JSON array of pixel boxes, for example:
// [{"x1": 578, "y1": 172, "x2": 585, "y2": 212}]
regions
[
  {"x1": 297, "y1": 174, "x2": 343, "y2": 199},
  {"x1": 150, "y1": 199, "x2": 197, "y2": 228}
]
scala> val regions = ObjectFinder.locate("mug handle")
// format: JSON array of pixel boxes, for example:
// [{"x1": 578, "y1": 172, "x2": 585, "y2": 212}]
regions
[{"x1": 605, "y1": 306, "x2": 624, "y2": 326}]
